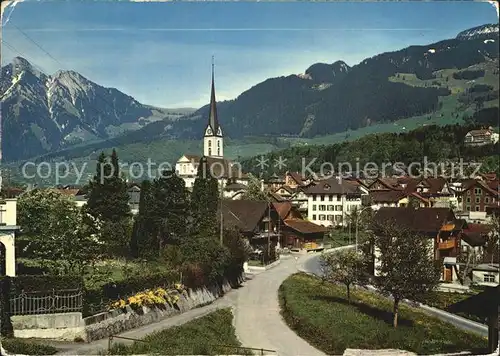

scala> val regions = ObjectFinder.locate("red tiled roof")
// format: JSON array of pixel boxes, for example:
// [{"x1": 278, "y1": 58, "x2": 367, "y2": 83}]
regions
[
  {"x1": 272, "y1": 202, "x2": 293, "y2": 220},
  {"x1": 370, "y1": 190, "x2": 406, "y2": 203},
  {"x1": 373, "y1": 207, "x2": 455, "y2": 233},
  {"x1": 305, "y1": 178, "x2": 359, "y2": 195},
  {"x1": 283, "y1": 218, "x2": 328, "y2": 234}
]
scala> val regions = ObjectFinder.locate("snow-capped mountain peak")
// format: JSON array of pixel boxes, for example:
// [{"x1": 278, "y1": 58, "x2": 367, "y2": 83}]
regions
[{"x1": 456, "y1": 23, "x2": 499, "y2": 40}]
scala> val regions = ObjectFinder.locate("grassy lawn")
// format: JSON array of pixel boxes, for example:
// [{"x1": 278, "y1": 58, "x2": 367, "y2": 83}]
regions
[
  {"x1": 1, "y1": 338, "x2": 58, "y2": 355},
  {"x1": 328, "y1": 231, "x2": 353, "y2": 247},
  {"x1": 106, "y1": 308, "x2": 251, "y2": 355},
  {"x1": 420, "y1": 290, "x2": 485, "y2": 324},
  {"x1": 279, "y1": 273, "x2": 488, "y2": 355}
]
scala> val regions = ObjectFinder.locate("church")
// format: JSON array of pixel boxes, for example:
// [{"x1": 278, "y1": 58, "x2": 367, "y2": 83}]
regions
[{"x1": 175, "y1": 60, "x2": 249, "y2": 196}]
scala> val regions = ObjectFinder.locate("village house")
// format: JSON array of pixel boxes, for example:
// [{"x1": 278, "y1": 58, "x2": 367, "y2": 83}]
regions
[
  {"x1": 369, "y1": 207, "x2": 461, "y2": 282},
  {"x1": 453, "y1": 178, "x2": 499, "y2": 213},
  {"x1": 223, "y1": 182, "x2": 248, "y2": 200},
  {"x1": 265, "y1": 173, "x2": 285, "y2": 191},
  {"x1": 220, "y1": 200, "x2": 326, "y2": 251},
  {"x1": 304, "y1": 178, "x2": 363, "y2": 227},
  {"x1": 0, "y1": 197, "x2": 19, "y2": 277},
  {"x1": 284, "y1": 171, "x2": 311, "y2": 189},
  {"x1": 464, "y1": 127, "x2": 499, "y2": 147}
]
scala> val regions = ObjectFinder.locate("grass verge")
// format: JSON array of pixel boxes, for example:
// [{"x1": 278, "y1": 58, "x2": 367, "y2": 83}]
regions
[
  {"x1": 1, "y1": 338, "x2": 58, "y2": 355},
  {"x1": 106, "y1": 308, "x2": 252, "y2": 355},
  {"x1": 420, "y1": 290, "x2": 486, "y2": 324},
  {"x1": 279, "y1": 273, "x2": 488, "y2": 355}
]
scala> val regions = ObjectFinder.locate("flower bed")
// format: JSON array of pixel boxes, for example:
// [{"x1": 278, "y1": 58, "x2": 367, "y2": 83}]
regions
[{"x1": 109, "y1": 284, "x2": 187, "y2": 312}]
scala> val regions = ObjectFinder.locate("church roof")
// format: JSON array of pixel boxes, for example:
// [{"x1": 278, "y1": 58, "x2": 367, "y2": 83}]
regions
[{"x1": 208, "y1": 58, "x2": 220, "y2": 135}]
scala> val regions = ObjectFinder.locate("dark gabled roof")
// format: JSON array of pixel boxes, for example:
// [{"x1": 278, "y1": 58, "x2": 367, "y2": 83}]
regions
[
  {"x1": 461, "y1": 223, "x2": 494, "y2": 247},
  {"x1": 446, "y1": 285, "x2": 499, "y2": 317},
  {"x1": 220, "y1": 200, "x2": 269, "y2": 233},
  {"x1": 224, "y1": 183, "x2": 247, "y2": 191},
  {"x1": 272, "y1": 202, "x2": 293, "y2": 220},
  {"x1": 283, "y1": 219, "x2": 328, "y2": 234},
  {"x1": 372, "y1": 207, "x2": 455, "y2": 233},
  {"x1": 304, "y1": 178, "x2": 359, "y2": 195},
  {"x1": 287, "y1": 171, "x2": 308, "y2": 185},
  {"x1": 275, "y1": 185, "x2": 295, "y2": 194},
  {"x1": 0, "y1": 187, "x2": 25, "y2": 198},
  {"x1": 370, "y1": 190, "x2": 407, "y2": 203}
]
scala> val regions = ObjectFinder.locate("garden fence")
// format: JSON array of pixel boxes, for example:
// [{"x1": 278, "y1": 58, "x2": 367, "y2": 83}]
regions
[{"x1": 9, "y1": 288, "x2": 83, "y2": 315}]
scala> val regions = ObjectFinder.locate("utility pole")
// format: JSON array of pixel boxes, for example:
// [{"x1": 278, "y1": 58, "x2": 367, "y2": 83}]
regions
[
  {"x1": 219, "y1": 180, "x2": 224, "y2": 246},
  {"x1": 268, "y1": 201, "x2": 271, "y2": 262}
]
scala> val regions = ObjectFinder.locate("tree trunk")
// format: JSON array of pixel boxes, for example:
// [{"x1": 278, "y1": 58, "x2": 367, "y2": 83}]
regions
[
  {"x1": 346, "y1": 284, "x2": 351, "y2": 303},
  {"x1": 393, "y1": 299, "x2": 400, "y2": 328}
]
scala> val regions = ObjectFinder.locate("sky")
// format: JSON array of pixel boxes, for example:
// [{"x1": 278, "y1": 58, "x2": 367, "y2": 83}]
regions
[{"x1": 1, "y1": 0, "x2": 498, "y2": 109}]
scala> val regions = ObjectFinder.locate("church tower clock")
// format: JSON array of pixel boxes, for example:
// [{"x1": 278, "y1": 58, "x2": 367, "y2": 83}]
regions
[{"x1": 203, "y1": 57, "x2": 223, "y2": 158}]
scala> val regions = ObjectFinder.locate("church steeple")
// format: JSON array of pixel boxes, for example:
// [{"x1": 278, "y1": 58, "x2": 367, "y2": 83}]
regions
[
  {"x1": 208, "y1": 56, "x2": 220, "y2": 135},
  {"x1": 204, "y1": 56, "x2": 223, "y2": 157}
]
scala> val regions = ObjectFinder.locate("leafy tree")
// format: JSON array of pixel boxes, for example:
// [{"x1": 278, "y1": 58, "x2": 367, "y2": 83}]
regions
[
  {"x1": 85, "y1": 150, "x2": 132, "y2": 257},
  {"x1": 130, "y1": 180, "x2": 154, "y2": 258},
  {"x1": 190, "y1": 157, "x2": 220, "y2": 237},
  {"x1": 484, "y1": 214, "x2": 499, "y2": 264},
  {"x1": 373, "y1": 223, "x2": 441, "y2": 328},
  {"x1": 151, "y1": 170, "x2": 189, "y2": 248},
  {"x1": 240, "y1": 173, "x2": 269, "y2": 201},
  {"x1": 319, "y1": 249, "x2": 365, "y2": 303},
  {"x1": 17, "y1": 189, "x2": 102, "y2": 275}
]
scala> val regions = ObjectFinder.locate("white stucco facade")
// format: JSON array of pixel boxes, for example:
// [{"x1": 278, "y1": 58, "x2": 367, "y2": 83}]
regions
[{"x1": 0, "y1": 198, "x2": 19, "y2": 277}]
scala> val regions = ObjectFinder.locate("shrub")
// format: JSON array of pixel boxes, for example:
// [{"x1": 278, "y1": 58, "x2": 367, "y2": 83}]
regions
[
  {"x1": 10, "y1": 275, "x2": 84, "y2": 293},
  {"x1": 452, "y1": 69, "x2": 485, "y2": 80},
  {"x1": 2, "y1": 338, "x2": 58, "y2": 355}
]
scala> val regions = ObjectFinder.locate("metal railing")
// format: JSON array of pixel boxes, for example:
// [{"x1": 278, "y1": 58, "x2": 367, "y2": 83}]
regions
[
  {"x1": 9, "y1": 288, "x2": 83, "y2": 315},
  {"x1": 107, "y1": 335, "x2": 277, "y2": 355}
]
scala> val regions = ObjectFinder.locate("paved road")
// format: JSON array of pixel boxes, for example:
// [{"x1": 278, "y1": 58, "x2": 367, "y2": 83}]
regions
[
  {"x1": 299, "y1": 249, "x2": 489, "y2": 338},
  {"x1": 232, "y1": 256, "x2": 325, "y2": 356}
]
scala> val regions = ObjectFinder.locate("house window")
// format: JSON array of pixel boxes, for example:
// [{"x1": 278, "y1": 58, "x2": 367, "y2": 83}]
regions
[
  {"x1": 485, "y1": 197, "x2": 490, "y2": 204},
  {"x1": 475, "y1": 197, "x2": 480, "y2": 204},
  {"x1": 217, "y1": 140, "x2": 220, "y2": 147},
  {"x1": 314, "y1": 195, "x2": 318, "y2": 201},
  {"x1": 337, "y1": 194, "x2": 341, "y2": 201},
  {"x1": 312, "y1": 205, "x2": 317, "y2": 211},
  {"x1": 208, "y1": 141, "x2": 212, "y2": 147},
  {"x1": 467, "y1": 190, "x2": 471, "y2": 195},
  {"x1": 319, "y1": 205, "x2": 326, "y2": 211},
  {"x1": 321, "y1": 195, "x2": 325, "y2": 201},
  {"x1": 312, "y1": 214, "x2": 317, "y2": 220},
  {"x1": 335, "y1": 205, "x2": 342, "y2": 211},
  {"x1": 475, "y1": 206, "x2": 480, "y2": 211},
  {"x1": 484, "y1": 274, "x2": 496, "y2": 283},
  {"x1": 329, "y1": 195, "x2": 333, "y2": 201},
  {"x1": 327, "y1": 205, "x2": 335, "y2": 211},
  {"x1": 474, "y1": 188, "x2": 482, "y2": 195},
  {"x1": 208, "y1": 148, "x2": 212, "y2": 155},
  {"x1": 319, "y1": 215, "x2": 326, "y2": 221},
  {"x1": 466, "y1": 197, "x2": 471, "y2": 203},
  {"x1": 466, "y1": 206, "x2": 471, "y2": 211},
  {"x1": 328, "y1": 215, "x2": 335, "y2": 221}
]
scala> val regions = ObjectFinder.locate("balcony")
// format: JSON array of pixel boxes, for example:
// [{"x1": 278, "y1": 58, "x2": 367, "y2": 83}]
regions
[{"x1": 438, "y1": 238, "x2": 456, "y2": 250}]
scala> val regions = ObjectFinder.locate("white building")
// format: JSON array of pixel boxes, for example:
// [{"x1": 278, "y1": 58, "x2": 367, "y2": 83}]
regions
[
  {"x1": 472, "y1": 264, "x2": 499, "y2": 287},
  {"x1": 175, "y1": 59, "x2": 247, "y2": 191},
  {"x1": 464, "y1": 128, "x2": 499, "y2": 147},
  {"x1": 304, "y1": 178, "x2": 363, "y2": 227},
  {"x1": 0, "y1": 198, "x2": 19, "y2": 277}
]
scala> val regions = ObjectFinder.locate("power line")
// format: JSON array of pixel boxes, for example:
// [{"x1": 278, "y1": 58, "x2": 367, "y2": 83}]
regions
[{"x1": 13, "y1": 24, "x2": 64, "y2": 67}]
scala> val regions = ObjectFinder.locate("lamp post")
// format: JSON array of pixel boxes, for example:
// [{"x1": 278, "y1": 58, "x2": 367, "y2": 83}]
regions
[{"x1": 355, "y1": 206, "x2": 372, "y2": 254}]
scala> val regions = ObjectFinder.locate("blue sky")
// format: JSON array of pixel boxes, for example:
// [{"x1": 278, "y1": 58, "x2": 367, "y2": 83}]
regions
[{"x1": 2, "y1": 0, "x2": 498, "y2": 108}]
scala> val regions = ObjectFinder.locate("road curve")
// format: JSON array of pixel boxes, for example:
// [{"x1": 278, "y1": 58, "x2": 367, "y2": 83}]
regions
[
  {"x1": 232, "y1": 256, "x2": 326, "y2": 356},
  {"x1": 299, "y1": 249, "x2": 488, "y2": 338}
]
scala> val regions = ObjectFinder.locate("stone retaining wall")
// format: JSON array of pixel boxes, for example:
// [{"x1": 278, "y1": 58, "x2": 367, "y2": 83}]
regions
[{"x1": 12, "y1": 276, "x2": 243, "y2": 342}]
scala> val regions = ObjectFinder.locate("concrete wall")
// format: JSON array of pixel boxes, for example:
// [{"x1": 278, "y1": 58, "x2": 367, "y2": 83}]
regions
[
  {"x1": 12, "y1": 278, "x2": 243, "y2": 342},
  {"x1": 11, "y1": 312, "x2": 86, "y2": 341},
  {"x1": 472, "y1": 270, "x2": 499, "y2": 287}
]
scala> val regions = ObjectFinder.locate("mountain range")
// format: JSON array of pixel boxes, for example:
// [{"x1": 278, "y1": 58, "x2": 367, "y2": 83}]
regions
[{"x1": 1, "y1": 23, "x2": 499, "y2": 163}]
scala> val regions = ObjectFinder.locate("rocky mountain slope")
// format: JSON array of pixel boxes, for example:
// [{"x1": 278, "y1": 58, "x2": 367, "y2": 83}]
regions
[{"x1": 0, "y1": 57, "x2": 193, "y2": 162}]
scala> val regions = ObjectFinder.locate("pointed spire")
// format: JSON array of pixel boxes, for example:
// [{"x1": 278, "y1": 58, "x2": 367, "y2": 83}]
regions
[{"x1": 208, "y1": 55, "x2": 219, "y2": 135}]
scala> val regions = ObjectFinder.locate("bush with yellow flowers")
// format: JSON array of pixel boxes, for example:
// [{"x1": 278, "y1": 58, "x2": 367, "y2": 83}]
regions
[{"x1": 109, "y1": 284, "x2": 186, "y2": 311}]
